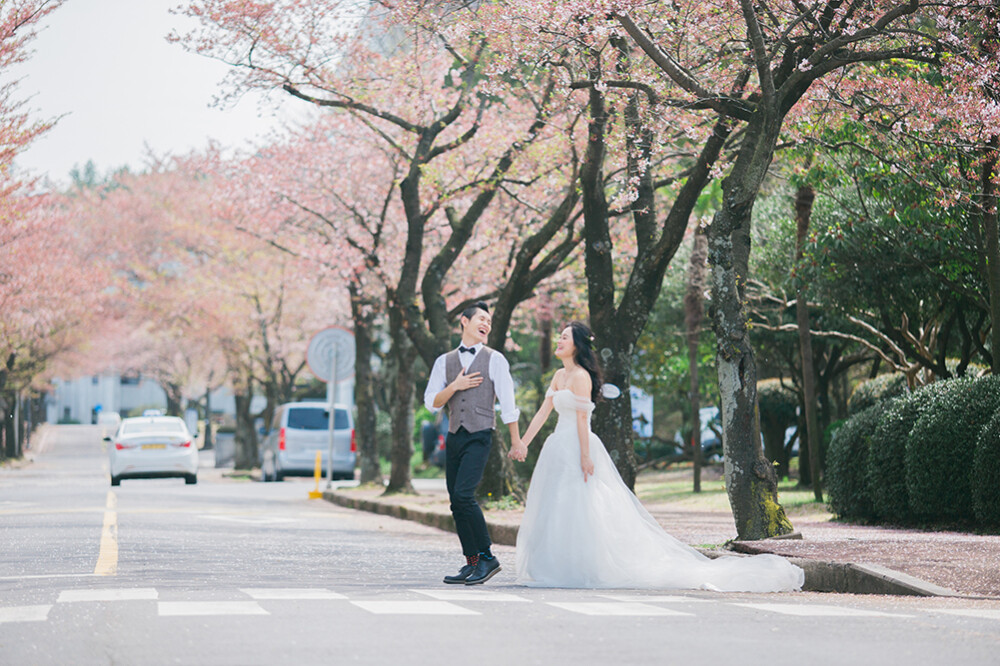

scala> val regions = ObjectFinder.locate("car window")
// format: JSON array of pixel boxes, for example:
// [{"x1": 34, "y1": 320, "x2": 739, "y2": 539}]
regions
[
  {"x1": 286, "y1": 407, "x2": 349, "y2": 430},
  {"x1": 122, "y1": 420, "x2": 186, "y2": 435}
]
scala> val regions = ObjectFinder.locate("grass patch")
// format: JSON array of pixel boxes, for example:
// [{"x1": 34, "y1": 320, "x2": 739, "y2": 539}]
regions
[
  {"x1": 482, "y1": 493, "x2": 523, "y2": 512},
  {"x1": 636, "y1": 467, "x2": 829, "y2": 518},
  {"x1": 377, "y1": 456, "x2": 445, "y2": 479}
]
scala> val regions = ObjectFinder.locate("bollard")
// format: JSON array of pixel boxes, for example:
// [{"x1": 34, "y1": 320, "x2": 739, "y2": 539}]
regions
[{"x1": 308, "y1": 450, "x2": 323, "y2": 499}]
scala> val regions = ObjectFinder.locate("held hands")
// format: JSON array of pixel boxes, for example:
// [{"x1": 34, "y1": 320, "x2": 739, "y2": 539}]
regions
[
  {"x1": 580, "y1": 454, "x2": 594, "y2": 482},
  {"x1": 508, "y1": 439, "x2": 528, "y2": 462},
  {"x1": 451, "y1": 366, "x2": 483, "y2": 392}
]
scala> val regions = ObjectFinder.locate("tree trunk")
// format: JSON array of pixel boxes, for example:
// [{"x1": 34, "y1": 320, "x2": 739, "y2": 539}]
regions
[
  {"x1": 164, "y1": 382, "x2": 183, "y2": 417},
  {"x1": 593, "y1": 349, "x2": 638, "y2": 489},
  {"x1": 350, "y1": 282, "x2": 382, "y2": 485},
  {"x1": 478, "y1": 426, "x2": 523, "y2": 500},
  {"x1": 539, "y1": 315, "x2": 552, "y2": 373},
  {"x1": 794, "y1": 183, "x2": 823, "y2": 501},
  {"x1": 707, "y1": 119, "x2": 795, "y2": 540},
  {"x1": 203, "y1": 388, "x2": 213, "y2": 450},
  {"x1": 384, "y1": 308, "x2": 415, "y2": 494},
  {"x1": 685, "y1": 229, "x2": 708, "y2": 492},
  {"x1": 982, "y1": 135, "x2": 1000, "y2": 373},
  {"x1": 233, "y1": 392, "x2": 258, "y2": 470}
]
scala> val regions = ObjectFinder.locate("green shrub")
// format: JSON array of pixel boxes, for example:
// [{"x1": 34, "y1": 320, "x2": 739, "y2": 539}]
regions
[
  {"x1": 848, "y1": 373, "x2": 908, "y2": 415},
  {"x1": 866, "y1": 381, "x2": 951, "y2": 523},
  {"x1": 826, "y1": 403, "x2": 889, "y2": 521},
  {"x1": 906, "y1": 376, "x2": 1000, "y2": 521},
  {"x1": 972, "y1": 409, "x2": 1000, "y2": 526}
]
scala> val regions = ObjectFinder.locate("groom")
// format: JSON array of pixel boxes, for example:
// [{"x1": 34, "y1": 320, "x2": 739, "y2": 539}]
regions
[{"x1": 424, "y1": 301, "x2": 521, "y2": 585}]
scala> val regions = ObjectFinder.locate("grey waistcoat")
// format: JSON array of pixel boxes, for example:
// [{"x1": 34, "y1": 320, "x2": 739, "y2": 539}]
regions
[{"x1": 445, "y1": 347, "x2": 496, "y2": 434}]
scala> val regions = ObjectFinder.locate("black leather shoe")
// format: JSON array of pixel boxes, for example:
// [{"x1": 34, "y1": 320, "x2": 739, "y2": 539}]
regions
[
  {"x1": 443, "y1": 563, "x2": 477, "y2": 584},
  {"x1": 464, "y1": 557, "x2": 501, "y2": 585}
]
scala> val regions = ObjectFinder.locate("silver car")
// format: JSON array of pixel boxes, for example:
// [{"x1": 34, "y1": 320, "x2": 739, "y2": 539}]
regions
[{"x1": 260, "y1": 402, "x2": 355, "y2": 481}]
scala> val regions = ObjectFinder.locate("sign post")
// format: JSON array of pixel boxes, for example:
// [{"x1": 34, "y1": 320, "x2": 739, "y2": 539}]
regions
[{"x1": 307, "y1": 327, "x2": 355, "y2": 490}]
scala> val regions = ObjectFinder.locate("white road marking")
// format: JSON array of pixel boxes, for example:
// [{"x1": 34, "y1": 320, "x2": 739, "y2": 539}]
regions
[
  {"x1": 0, "y1": 573, "x2": 99, "y2": 581},
  {"x1": 0, "y1": 605, "x2": 51, "y2": 624},
  {"x1": 598, "y1": 594, "x2": 714, "y2": 604},
  {"x1": 200, "y1": 515, "x2": 297, "y2": 525},
  {"x1": 57, "y1": 588, "x2": 158, "y2": 603},
  {"x1": 736, "y1": 603, "x2": 912, "y2": 618},
  {"x1": 933, "y1": 609, "x2": 1000, "y2": 620},
  {"x1": 548, "y1": 602, "x2": 694, "y2": 616},
  {"x1": 412, "y1": 589, "x2": 531, "y2": 602},
  {"x1": 158, "y1": 601, "x2": 269, "y2": 617},
  {"x1": 240, "y1": 588, "x2": 347, "y2": 600},
  {"x1": 94, "y1": 491, "x2": 118, "y2": 576},
  {"x1": 351, "y1": 600, "x2": 479, "y2": 615},
  {"x1": 0, "y1": 501, "x2": 35, "y2": 509}
]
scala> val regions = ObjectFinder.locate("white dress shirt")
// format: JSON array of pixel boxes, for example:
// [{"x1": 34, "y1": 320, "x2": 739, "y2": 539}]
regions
[{"x1": 423, "y1": 343, "x2": 520, "y2": 425}]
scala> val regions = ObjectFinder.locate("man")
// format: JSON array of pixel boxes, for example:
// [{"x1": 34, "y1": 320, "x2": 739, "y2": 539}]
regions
[{"x1": 424, "y1": 301, "x2": 521, "y2": 585}]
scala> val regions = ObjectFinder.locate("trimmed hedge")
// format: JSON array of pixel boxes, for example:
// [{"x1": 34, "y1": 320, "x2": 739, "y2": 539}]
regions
[
  {"x1": 826, "y1": 403, "x2": 890, "y2": 521},
  {"x1": 847, "y1": 372, "x2": 908, "y2": 415},
  {"x1": 905, "y1": 376, "x2": 1000, "y2": 521},
  {"x1": 866, "y1": 381, "x2": 952, "y2": 523},
  {"x1": 972, "y1": 409, "x2": 1000, "y2": 526}
]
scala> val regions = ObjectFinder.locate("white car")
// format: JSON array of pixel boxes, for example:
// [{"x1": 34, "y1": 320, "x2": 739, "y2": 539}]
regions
[{"x1": 106, "y1": 415, "x2": 198, "y2": 486}]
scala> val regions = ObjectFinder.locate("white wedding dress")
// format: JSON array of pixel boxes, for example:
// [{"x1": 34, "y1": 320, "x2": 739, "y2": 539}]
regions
[{"x1": 515, "y1": 389, "x2": 805, "y2": 592}]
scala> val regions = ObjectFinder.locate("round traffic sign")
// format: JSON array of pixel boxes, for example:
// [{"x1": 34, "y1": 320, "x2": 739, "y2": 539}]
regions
[{"x1": 307, "y1": 327, "x2": 355, "y2": 383}]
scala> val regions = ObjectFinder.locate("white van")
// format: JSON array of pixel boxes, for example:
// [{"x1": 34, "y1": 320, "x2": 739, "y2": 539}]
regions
[{"x1": 259, "y1": 402, "x2": 355, "y2": 481}]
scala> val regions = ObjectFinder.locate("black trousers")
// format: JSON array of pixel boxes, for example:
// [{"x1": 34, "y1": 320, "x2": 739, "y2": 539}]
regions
[{"x1": 445, "y1": 427, "x2": 493, "y2": 557}]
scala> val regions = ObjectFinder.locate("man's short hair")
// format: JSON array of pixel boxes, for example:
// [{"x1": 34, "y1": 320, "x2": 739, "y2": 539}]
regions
[{"x1": 461, "y1": 301, "x2": 490, "y2": 320}]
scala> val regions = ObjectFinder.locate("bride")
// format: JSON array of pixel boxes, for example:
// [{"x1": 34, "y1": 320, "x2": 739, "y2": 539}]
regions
[{"x1": 507, "y1": 321, "x2": 804, "y2": 592}]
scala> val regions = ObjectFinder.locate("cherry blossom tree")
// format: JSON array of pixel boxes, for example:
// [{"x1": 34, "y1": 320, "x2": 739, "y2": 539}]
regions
[{"x1": 174, "y1": 1, "x2": 586, "y2": 494}]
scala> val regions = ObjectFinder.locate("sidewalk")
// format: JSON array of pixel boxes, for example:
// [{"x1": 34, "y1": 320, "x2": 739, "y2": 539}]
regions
[{"x1": 324, "y1": 471, "x2": 1000, "y2": 599}]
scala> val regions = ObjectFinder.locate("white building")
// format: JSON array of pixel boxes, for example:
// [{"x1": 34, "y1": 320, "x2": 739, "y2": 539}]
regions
[{"x1": 47, "y1": 373, "x2": 354, "y2": 424}]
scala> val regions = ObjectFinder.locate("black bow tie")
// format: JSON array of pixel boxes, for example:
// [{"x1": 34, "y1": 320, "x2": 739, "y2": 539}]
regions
[{"x1": 458, "y1": 346, "x2": 476, "y2": 354}]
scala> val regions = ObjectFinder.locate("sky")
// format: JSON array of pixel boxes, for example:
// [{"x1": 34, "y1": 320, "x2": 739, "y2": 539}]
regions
[{"x1": 12, "y1": 0, "x2": 307, "y2": 185}]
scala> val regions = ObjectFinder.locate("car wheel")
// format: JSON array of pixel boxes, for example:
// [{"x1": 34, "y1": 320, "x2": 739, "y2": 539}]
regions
[
  {"x1": 110, "y1": 475, "x2": 121, "y2": 486},
  {"x1": 185, "y1": 474, "x2": 197, "y2": 485}
]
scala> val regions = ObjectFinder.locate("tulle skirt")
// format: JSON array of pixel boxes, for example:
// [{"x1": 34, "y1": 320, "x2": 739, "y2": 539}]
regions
[{"x1": 515, "y1": 423, "x2": 804, "y2": 592}]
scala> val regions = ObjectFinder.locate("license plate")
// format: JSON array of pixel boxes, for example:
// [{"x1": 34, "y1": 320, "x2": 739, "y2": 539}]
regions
[{"x1": 142, "y1": 444, "x2": 166, "y2": 450}]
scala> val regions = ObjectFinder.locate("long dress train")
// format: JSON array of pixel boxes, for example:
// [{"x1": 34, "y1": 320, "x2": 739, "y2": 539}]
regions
[{"x1": 515, "y1": 389, "x2": 804, "y2": 592}]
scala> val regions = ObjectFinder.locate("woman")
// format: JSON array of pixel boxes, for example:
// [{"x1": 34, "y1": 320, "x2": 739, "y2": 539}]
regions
[{"x1": 508, "y1": 321, "x2": 804, "y2": 592}]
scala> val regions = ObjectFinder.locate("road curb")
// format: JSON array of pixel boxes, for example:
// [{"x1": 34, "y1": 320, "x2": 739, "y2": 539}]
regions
[{"x1": 323, "y1": 489, "x2": 963, "y2": 597}]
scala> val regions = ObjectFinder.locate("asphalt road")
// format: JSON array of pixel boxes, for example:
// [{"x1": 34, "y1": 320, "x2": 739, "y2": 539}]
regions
[{"x1": 2, "y1": 425, "x2": 1000, "y2": 665}]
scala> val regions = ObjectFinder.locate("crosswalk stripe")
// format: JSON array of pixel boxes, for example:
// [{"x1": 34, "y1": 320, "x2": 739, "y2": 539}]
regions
[
  {"x1": 548, "y1": 602, "x2": 694, "y2": 617},
  {"x1": 412, "y1": 589, "x2": 531, "y2": 602},
  {"x1": 57, "y1": 588, "x2": 158, "y2": 603},
  {"x1": 240, "y1": 588, "x2": 347, "y2": 600},
  {"x1": 158, "y1": 601, "x2": 269, "y2": 617},
  {"x1": 350, "y1": 600, "x2": 479, "y2": 615},
  {"x1": 735, "y1": 603, "x2": 912, "y2": 618},
  {"x1": 598, "y1": 594, "x2": 714, "y2": 604},
  {"x1": 0, "y1": 605, "x2": 51, "y2": 624}
]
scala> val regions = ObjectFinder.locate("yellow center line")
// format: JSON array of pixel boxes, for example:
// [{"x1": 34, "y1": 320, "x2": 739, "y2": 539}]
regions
[{"x1": 94, "y1": 491, "x2": 118, "y2": 576}]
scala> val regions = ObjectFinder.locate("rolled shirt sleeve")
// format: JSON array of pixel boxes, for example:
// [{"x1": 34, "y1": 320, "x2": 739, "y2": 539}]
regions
[
  {"x1": 423, "y1": 355, "x2": 447, "y2": 413},
  {"x1": 490, "y1": 352, "x2": 520, "y2": 424}
]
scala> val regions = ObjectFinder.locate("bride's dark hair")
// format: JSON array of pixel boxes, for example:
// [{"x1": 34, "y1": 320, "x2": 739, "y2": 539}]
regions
[{"x1": 568, "y1": 321, "x2": 603, "y2": 403}]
